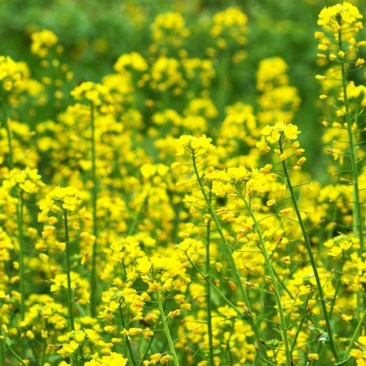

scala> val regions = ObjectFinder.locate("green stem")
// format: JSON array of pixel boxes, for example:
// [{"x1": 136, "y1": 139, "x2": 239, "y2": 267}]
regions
[
  {"x1": 139, "y1": 314, "x2": 161, "y2": 366},
  {"x1": 290, "y1": 294, "x2": 310, "y2": 351},
  {"x1": 2, "y1": 339, "x2": 28, "y2": 366},
  {"x1": 341, "y1": 305, "x2": 366, "y2": 363},
  {"x1": 205, "y1": 187, "x2": 214, "y2": 366},
  {"x1": 118, "y1": 304, "x2": 137, "y2": 366},
  {"x1": 64, "y1": 209, "x2": 86, "y2": 364},
  {"x1": 191, "y1": 150, "x2": 251, "y2": 310},
  {"x1": 338, "y1": 32, "x2": 365, "y2": 336},
  {"x1": 155, "y1": 293, "x2": 180, "y2": 366},
  {"x1": 16, "y1": 191, "x2": 25, "y2": 323},
  {"x1": 279, "y1": 138, "x2": 339, "y2": 363},
  {"x1": 338, "y1": 33, "x2": 364, "y2": 254},
  {"x1": 191, "y1": 150, "x2": 269, "y2": 361},
  {"x1": 328, "y1": 252, "x2": 345, "y2": 319},
  {"x1": 186, "y1": 254, "x2": 245, "y2": 312},
  {"x1": 16, "y1": 191, "x2": 26, "y2": 358},
  {"x1": 40, "y1": 326, "x2": 48, "y2": 366},
  {"x1": 244, "y1": 198, "x2": 292, "y2": 366},
  {"x1": 63, "y1": 209, "x2": 75, "y2": 332},
  {"x1": 90, "y1": 102, "x2": 98, "y2": 318}
]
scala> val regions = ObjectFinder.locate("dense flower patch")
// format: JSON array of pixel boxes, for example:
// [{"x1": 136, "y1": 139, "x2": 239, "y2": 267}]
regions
[{"x1": 1, "y1": 2, "x2": 366, "y2": 366}]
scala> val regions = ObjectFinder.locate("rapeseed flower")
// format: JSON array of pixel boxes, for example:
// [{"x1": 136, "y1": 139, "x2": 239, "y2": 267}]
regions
[
  {"x1": 31, "y1": 30, "x2": 59, "y2": 57},
  {"x1": 318, "y1": 2, "x2": 363, "y2": 39}
]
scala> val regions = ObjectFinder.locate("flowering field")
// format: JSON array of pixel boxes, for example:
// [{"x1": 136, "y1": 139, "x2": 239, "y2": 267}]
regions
[{"x1": 1, "y1": 1, "x2": 366, "y2": 365}]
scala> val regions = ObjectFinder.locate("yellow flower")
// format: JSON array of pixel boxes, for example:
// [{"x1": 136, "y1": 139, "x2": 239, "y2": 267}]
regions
[
  {"x1": 31, "y1": 29, "x2": 58, "y2": 57},
  {"x1": 103, "y1": 325, "x2": 115, "y2": 333},
  {"x1": 128, "y1": 327, "x2": 142, "y2": 336},
  {"x1": 176, "y1": 134, "x2": 215, "y2": 157},
  {"x1": 318, "y1": 3, "x2": 363, "y2": 37},
  {"x1": 114, "y1": 52, "x2": 148, "y2": 74},
  {"x1": 167, "y1": 309, "x2": 181, "y2": 318},
  {"x1": 136, "y1": 256, "x2": 152, "y2": 273},
  {"x1": 151, "y1": 12, "x2": 189, "y2": 47},
  {"x1": 279, "y1": 208, "x2": 293, "y2": 216},
  {"x1": 210, "y1": 7, "x2": 248, "y2": 48},
  {"x1": 307, "y1": 353, "x2": 319, "y2": 361},
  {"x1": 150, "y1": 353, "x2": 162, "y2": 364},
  {"x1": 356, "y1": 58, "x2": 365, "y2": 67},
  {"x1": 160, "y1": 355, "x2": 173, "y2": 364},
  {"x1": 151, "y1": 256, "x2": 167, "y2": 270},
  {"x1": 74, "y1": 331, "x2": 85, "y2": 343},
  {"x1": 70, "y1": 81, "x2": 108, "y2": 105}
]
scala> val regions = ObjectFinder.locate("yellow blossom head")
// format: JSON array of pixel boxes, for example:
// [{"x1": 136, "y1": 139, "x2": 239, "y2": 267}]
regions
[{"x1": 317, "y1": 3, "x2": 363, "y2": 41}]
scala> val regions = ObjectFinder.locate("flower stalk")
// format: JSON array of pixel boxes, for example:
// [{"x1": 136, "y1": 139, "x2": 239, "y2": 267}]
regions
[
  {"x1": 338, "y1": 31, "x2": 364, "y2": 254},
  {"x1": 119, "y1": 304, "x2": 137, "y2": 366},
  {"x1": 63, "y1": 209, "x2": 75, "y2": 332},
  {"x1": 243, "y1": 197, "x2": 292, "y2": 365},
  {"x1": 155, "y1": 293, "x2": 180, "y2": 366},
  {"x1": 279, "y1": 137, "x2": 339, "y2": 363},
  {"x1": 89, "y1": 102, "x2": 98, "y2": 318},
  {"x1": 16, "y1": 191, "x2": 25, "y2": 325},
  {"x1": 205, "y1": 187, "x2": 214, "y2": 366},
  {"x1": 191, "y1": 149, "x2": 269, "y2": 361}
]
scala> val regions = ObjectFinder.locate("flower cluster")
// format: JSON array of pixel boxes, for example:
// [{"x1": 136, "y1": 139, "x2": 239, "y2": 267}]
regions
[
  {"x1": 151, "y1": 12, "x2": 190, "y2": 50},
  {"x1": 70, "y1": 81, "x2": 110, "y2": 107},
  {"x1": 210, "y1": 7, "x2": 247, "y2": 50},
  {"x1": 39, "y1": 186, "x2": 84, "y2": 215},
  {"x1": 135, "y1": 255, "x2": 187, "y2": 293},
  {"x1": 256, "y1": 122, "x2": 302, "y2": 158},
  {"x1": 0, "y1": 55, "x2": 30, "y2": 92},
  {"x1": 3, "y1": 167, "x2": 44, "y2": 194},
  {"x1": 31, "y1": 29, "x2": 60, "y2": 58},
  {"x1": 317, "y1": 2, "x2": 363, "y2": 39},
  {"x1": 316, "y1": 2, "x2": 366, "y2": 66}
]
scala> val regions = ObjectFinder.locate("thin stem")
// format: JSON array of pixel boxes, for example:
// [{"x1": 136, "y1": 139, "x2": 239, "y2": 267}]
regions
[
  {"x1": 336, "y1": 28, "x2": 365, "y2": 346},
  {"x1": 279, "y1": 138, "x2": 339, "y2": 363},
  {"x1": 342, "y1": 305, "x2": 366, "y2": 363},
  {"x1": 40, "y1": 329, "x2": 47, "y2": 366},
  {"x1": 118, "y1": 304, "x2": 137, "y2": 366},
  {"x1": 63, "y1": 209, "x2": 75, "y2": 332},
  {"x1": 16, "y1": 190, "x2": 26, "y2": 359},
  {"x1": 191, "y1": 150, "x2": 251, "y2": 310},
  {"x1": 90, "y1": 102, "x2": 98, "y2": 318},
  {"x1": 16, "y1": 191, "x2": 25, "y2": 323},
  {"x1": 338, "y1": 33, "x2": 364, "y2": 254},
  {"x1": 139, "y1": 314, "x2": 161, "y2": 366},
  {"x1": 338, "y1": 33, "x2": 365, "y2": 341},
  {"x1": 191, "y1": 150, "x2": 269, "y2": 362},
  {"x1": 244, "y1": 198, "x2": 292, "y2": 366},
  {"x1": 1, "y1": 339, "x2": 28, "y2": 366},
  {"x1": 64, "y1": 209, "x2": 86, "y2": 364},
  {"x1": 328, "y1": 252, "x2": 345, "y2": 319},
  {"x1": 205, "y1": 186, "x2": 214, "y2": 366},
  {"x1": 290, "y1": 294, "x2": 310, "y2": 351},
  {"x1": 186, "y1": 253, "x2": 246, "y2": 312},
  {"x1": 155, "y1": 292, "x2": 180, "y2": 366}
]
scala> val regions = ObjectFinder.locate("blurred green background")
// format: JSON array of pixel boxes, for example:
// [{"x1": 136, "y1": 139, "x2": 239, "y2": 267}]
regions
[{"x1": 1, "y1": 0, "x2": 366, "y2": 177}]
